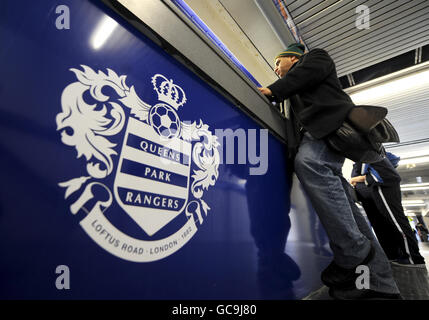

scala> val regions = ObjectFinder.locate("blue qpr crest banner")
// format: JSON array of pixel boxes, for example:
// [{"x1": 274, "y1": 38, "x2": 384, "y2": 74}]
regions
[
  {"x1": 57, "y1": 67, "x2": 220, "y2": 262},
  {"x1": 0, "y1": 0, "x2": 316, "y2": 300}
]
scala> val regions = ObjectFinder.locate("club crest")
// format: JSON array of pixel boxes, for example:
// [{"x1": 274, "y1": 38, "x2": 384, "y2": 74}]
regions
[{"x1": 56, "y1": 65, "x2": 220, "y2": 262}]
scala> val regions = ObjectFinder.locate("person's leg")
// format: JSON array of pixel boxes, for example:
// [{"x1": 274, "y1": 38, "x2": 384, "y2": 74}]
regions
[
  {"x1": 356, "y1": 188, "x2": 403, "y2": 260},
  {"x1": 294, "y1": 133, "x2": 399, "y2": 294},
  {"x1": 294, "y1": 133, "x2": 371, "y2": 268},
  {"x1": 372, "y1": 184, "x2": 425, "y2": 264},
  {"x1": 339, "y1": 176, "x2": 400, "y2": 293}
]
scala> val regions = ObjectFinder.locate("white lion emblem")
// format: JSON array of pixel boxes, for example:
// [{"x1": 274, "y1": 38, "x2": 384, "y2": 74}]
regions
[{"x1": 56, "y1": 65, "x2": 220, "y2": 262}]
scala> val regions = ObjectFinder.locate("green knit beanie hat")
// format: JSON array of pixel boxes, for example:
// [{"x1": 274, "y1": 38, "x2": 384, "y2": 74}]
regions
[{"x1": 275, "y1": 43, "x2": 305, "y2": 60}]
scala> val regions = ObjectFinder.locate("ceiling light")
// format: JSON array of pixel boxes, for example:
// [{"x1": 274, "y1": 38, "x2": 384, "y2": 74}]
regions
[
  {"x1": 401, "y1": 183, "x2": 429, "y2": 188},
  {"x1": 398, "y1": 156, "x2": 429, "y2": 166},
  {"x1": 91, "y1": 16, "x2": 118, "y2": 50},
  {"x1": 404, "y1": 210, "x2": 417, "y2": 216},
  {"x1": 401, "y1": 182, "x2": 429, "y2": 191},
  {"x1": 396, "y1": 149, "x2": 429, "y2": 159},
  {"x1": 401, "y1": 186, "x2": 429, "y2": 192},
  {"x1": 348, "y1": 67, "x2": 429, "y2": 104},
  {"x1": 402, "y1": 200, "x2": 425, "y2": 204}
]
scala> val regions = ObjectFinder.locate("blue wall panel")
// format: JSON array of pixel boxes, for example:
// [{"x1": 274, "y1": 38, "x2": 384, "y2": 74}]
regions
[{"x1": 0, "y1": 0, "x2": 329, "y2": 299}]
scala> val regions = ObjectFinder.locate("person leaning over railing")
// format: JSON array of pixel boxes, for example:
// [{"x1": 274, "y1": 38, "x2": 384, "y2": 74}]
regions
[{"x1": 258, "y1": 43, "x2": 401, "y2": 300}]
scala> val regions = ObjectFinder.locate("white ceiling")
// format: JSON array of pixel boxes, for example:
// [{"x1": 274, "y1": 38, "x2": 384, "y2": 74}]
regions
[
  {"x1": 286, "y1": 0, "x2": 429, "y2": 77},
  {"x1": 182, "y1": 0, "x2": 429, "y2": 214},
  {"x1": 287, "y1": 0, "x2": 429, "y2": 215}
]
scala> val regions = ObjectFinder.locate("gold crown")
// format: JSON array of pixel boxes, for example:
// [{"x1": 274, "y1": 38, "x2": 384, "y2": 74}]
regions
[{"x1": 151, "y1": 74, "x2": 186, "y2": 110}]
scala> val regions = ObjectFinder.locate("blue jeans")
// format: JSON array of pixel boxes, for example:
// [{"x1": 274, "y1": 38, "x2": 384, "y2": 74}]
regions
[{"x1": 295, "y1": 132, "x2": 399, "y2": 293}]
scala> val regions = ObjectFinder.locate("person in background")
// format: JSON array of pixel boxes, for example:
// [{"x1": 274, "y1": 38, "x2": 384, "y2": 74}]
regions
[
  {"x1": 258, "y1": 43, "x2": 401, "y2": 300},
  {"x1": 351, "y1": 152, "x2": 426, "y2": 265},
  {"x1": 416, "y1": 222, "x2": 429, "y2": 243}
]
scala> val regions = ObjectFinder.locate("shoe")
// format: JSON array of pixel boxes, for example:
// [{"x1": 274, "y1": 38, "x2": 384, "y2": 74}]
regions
[
  {"x1": 321, "y1": 245, "x2": 375, "y2": 289},
  {"x1": 329, "y1": 287, "x2": 403, "y2": 300}
]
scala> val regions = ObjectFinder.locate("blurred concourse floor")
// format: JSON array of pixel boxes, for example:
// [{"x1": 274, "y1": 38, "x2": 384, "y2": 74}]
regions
[{"x1": 304, "y1": 241, "x2": 429, "y2": 300}]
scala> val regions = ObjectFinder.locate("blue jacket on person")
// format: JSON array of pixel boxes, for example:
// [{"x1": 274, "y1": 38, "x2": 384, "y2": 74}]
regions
[{"x1": 352, "y1": 152, "x2": 401, "y2": 186}]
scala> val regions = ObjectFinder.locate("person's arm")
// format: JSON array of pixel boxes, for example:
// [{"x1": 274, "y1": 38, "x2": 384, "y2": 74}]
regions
[
  {"x1": 258, "y1": 87, "x2": 272, "y2": 96},
  {"x1": 267, "y1": 49, "x2": 334, "y2": 101},
  {"x1": 350, "y1": 175, "x2": 366, "y2": 187},
  {"x1": 367, "y1": 157, "x2": 401, "y2": 186}
]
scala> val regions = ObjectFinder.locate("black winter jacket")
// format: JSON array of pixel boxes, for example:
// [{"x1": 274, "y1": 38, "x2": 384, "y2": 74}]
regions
[
  {"x1": 352, "y1": 157, "x2": 401, "y2": 188},
  {"x1": 267, "y1": 49, "x2": 355, "y2": 139}
]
